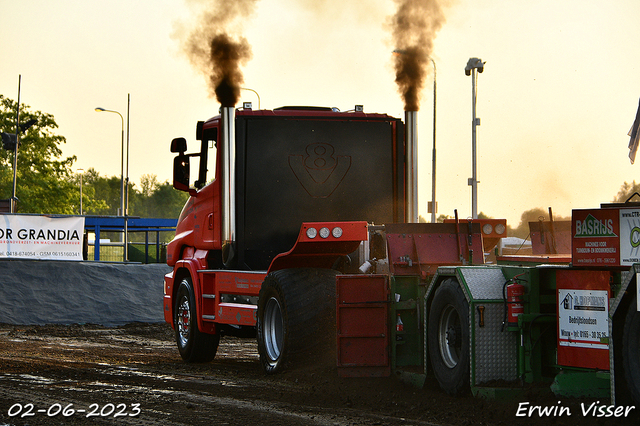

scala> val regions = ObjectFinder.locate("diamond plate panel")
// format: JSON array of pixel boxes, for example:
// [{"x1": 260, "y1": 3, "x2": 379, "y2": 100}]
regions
[
  {"x1": 472, "y1": 302, "x2": 518, "y2": 384},
  {"x1": 460, "y1": 267, "x2": 507, "y2": 300}
]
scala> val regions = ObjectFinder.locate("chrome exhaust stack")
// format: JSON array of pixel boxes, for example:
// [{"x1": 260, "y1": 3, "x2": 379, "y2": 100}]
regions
[
  {"x1": 405, "y1": 111, "x2": 418, "y2": 223},
  {"x1": 221, "y1": 106, "x2": 236, "y2": 265}
]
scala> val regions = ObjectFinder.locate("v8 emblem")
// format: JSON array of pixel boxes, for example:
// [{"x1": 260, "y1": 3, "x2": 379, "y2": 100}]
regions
[{"x1": 289, "y1": 142, "x2": 351, "y2": 198}]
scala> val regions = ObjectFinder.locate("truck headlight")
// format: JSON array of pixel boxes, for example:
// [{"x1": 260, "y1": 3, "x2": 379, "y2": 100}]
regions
[
  {"x1": 319, "y1": 227, "x2": 330, "y2": 238},
  {"x1": 306, "y1": 227, "x2": 318, "y2": 239}
]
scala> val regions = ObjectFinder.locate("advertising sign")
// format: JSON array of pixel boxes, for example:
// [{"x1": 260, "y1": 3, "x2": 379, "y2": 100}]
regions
[
  {"x1": 573, "y1": 207, "x2": 640, "y2": 267},
  {"x1": 619, "y1": 208, "x2": 640, "y2": 265},
  {"x1": 0, "y1": 215, "x2": 84, "y2": 261},
  {"x1": 572, "y1": 208, "x2": 620, "y2": 266},
  {"x1": 557, "y1": 270, "x2": 610, "y2": 370}
]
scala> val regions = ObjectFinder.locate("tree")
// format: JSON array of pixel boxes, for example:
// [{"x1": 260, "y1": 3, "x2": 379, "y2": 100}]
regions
[
  {"x1": 1, "y1": 95, "x2": 78, "y2": 213},
  {"x1": 69, "y1": 170, "x2": 108, "y2": 215},
  {"x1": 509, "y1": 208, "x2": 549, "y2": 239},
  {"x1": 508, "y1": 208, "x2": 570, "y2": 239},
  {"x1": 136, "y1": 177, "x2": 188, "y2": 219},
  {"x1": 613, "y1": 181, "x2": 640, "y2": 203},
  {"x1": 140, "y1": 174, "x2": 159, "y2": 198},
  {"x1": 0, "y1": 95, "x2": 188, "y2": 218}
]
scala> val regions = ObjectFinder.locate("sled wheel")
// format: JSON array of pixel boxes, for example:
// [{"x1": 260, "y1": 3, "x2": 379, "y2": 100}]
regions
[
  {"x1": 428, "y1": 278, "x2": 470, "y2": 395},
  {"x1": 257, "y1": 268, "x2": 337, "y2": 374}
]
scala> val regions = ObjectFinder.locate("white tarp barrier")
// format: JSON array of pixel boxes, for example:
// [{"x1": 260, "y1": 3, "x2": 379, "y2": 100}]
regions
[{"x1": 0, "y1": 215, "x2": 84, "y2": 261}]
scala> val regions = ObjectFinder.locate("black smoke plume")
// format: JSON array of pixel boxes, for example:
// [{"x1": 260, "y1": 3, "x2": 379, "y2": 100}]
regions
[
  {"x1": 183, "y1": 0, "x2": 258, "y2": 107},
  {"x1": 391, "y1": 0, "x2": 446, "y2": 111}
]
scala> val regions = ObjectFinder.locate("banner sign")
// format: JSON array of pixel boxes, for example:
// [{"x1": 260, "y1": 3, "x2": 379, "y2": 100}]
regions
[
  {"x1": 572, "y1": 207, "x2": 640, "y2": 267},
  {"x1": 0, "y1": 215, "x2": 85, "y2": 261},
  {"x1": 556, "y1": 269, "x2": 610, "y2": 370},
  {"x1": 572, "y1": 208, "x2": 620, "y2": 266}
]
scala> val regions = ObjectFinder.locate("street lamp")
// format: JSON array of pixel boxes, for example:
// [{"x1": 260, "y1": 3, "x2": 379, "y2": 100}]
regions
[
  {"x1": 429, "y1": 58, "x2": 437, "y2": 223},
  {"x1": 77, "y1": 169, "x2": 84, "y2": 215},
  {"x1": 465, "y1": 57, "x2": 485, "y2": 219},
  {"x1": 95, "y1": 100, "x2": 130, "y2": 262},
  {"x1": 10, "y1": 75, "x2": 22, "y2": 213},
  {"x1": 94, "y1": 107, "x2": 125, "y2": 217},
  {"x1": 241, "y1": 88, "x2": 260, "y2": 110}
]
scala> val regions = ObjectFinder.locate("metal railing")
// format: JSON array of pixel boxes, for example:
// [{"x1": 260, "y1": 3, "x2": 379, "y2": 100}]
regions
[{"x1": 83, "y1": 216, "x2": 177, "y2": 263}]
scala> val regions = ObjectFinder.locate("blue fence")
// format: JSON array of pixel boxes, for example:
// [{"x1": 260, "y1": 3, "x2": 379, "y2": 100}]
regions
[{"x1": 83, "y1": 217, "x2": 177, "y2": 263}]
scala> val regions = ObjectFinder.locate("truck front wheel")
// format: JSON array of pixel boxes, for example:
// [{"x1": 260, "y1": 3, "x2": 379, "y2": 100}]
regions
[
  {"x1": 623, "y1": 293, "x2": 640, "y2": 405},
  {"x1": 174, "y1": 277, "x2": 219, "y2": 363},
  {"x1": 256, "y1": 268, "x2": 338, "y2": 374},
  {"x1": 428, "y1": 278, "x2": 470, "y2": 395}
]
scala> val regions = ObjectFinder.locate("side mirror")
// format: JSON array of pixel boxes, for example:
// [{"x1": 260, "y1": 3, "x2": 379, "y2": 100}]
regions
[
  {"x1": 171, "y1": 137, "x2": 187, "y2": 153},
  {"x1": 173, "y1": 155, "x2": 196, "y2": 195}
]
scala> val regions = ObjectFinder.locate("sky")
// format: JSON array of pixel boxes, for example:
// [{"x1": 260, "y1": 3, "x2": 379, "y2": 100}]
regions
[{"x1": 1, "y1": 0, "x2": 640, "y2": 227}]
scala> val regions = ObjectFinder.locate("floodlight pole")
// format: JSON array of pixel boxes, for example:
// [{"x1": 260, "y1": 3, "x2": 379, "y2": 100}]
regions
[
  {"x1": 471, "y1": 67, "x2": 478, "y2": 219},
  {"x1": 465, "y1": 57, "x2": 484, "y2": 219}
]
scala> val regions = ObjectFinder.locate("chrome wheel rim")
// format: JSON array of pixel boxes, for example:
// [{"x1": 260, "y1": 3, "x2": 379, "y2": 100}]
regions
[
  {"x1": 177, "y1": 296, "x2": 191, "y2": 348},
  {"x1": 263, "y1": 297, "x2": 284, "y2": 363},
  {"x1": 438, "y1": 304, "x2": 462, "y2": 369}
]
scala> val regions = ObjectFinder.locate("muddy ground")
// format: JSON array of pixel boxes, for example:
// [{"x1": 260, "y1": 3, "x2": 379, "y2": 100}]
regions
[{"x1": 0, "y1": 323, "x2": 637, "y2": 426}]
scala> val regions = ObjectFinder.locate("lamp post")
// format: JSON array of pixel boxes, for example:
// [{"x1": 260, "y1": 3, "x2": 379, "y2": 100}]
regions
[
  {"x1": 94, "y1": 107, "x2": 125, "y2": 216},
  {"x1": 465, "y1": 57, "x2": 485, "y2": 219},
  {"x1": 391, "y1": 50, "x2": 438, "y2": 223},
  {"x1": 77, "y1": 169, "x2": 84, "y2": 215},
  {"x1": 95, "y1": 103, "x2": 129, "y2": 262},
  {"x1": 10, "y1": 75, "x2": 22, "y2": 213},
  {"x1": 429, "y1": 58, "x2": 437, "y2": 223},
  {"x1": 241, "y1": 88, "x2": 260, "y2": 110},
  {"x1": 124, "y1": 94, "x2": 130, "y2": 262}
]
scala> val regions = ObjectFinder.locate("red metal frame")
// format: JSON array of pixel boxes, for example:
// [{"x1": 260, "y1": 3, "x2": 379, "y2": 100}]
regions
[
  {"x1": 443, "y1": 218, "x2": 507, "y2": 254},
  {"x1": 385, "y1": 222, "x2": 485, "y2": 278},
  {"x1": 336, "y1": 274, "x2": 390, "y2": 377},
  {"x1": 268, "y1": 221, "x2": 368, "y2": 272},
  {"x1": 199, "y1": 270, "x2": 267, "y2": 328}
]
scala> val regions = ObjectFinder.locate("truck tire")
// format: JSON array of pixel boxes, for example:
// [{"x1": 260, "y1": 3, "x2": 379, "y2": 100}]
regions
[
  {"x1": 174, "y1": 277, "x2": 219, "y2": 363},
  {"x1": 256, "y1": 268, "x2": 338, "y2": 374},
  {"x1": 623, "y1": 293, "x2": 640, "y2": 406},
  {"x1": 428, "y1": 278, "x2": 470, "y2": 395}
]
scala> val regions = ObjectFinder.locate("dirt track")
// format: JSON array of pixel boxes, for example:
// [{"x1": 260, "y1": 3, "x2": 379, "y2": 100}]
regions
[{"x1": 0, "y1": 323, "x2": 638, "y2": 426}]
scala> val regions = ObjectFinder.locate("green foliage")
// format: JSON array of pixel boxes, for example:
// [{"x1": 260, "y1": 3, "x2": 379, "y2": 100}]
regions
[
  {"x1": 1, "y1": 96, "x2": 188, "y2": 218},
  {"x1": 82, "y1": 168, "x2": 120, "y2": 216},
  {"x1": 1, "y1": 95, "x2": 77, "y2": 213},
  {"x1": 79, "y1": 168, "x2": 188, "y2": 219}
]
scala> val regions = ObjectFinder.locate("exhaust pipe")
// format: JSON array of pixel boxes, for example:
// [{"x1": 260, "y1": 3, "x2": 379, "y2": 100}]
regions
[
  {"x1": 221, "y1": 107, "x2": 236, "y2": 265},
  {"x1": 405, "y1": 111, "x2": 418, "y2": 223}
]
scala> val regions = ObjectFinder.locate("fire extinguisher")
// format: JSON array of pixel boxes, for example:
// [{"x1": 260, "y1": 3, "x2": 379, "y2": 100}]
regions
[{"x1": 503, "y1": 274, "x2": 526, "y2": 331}]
